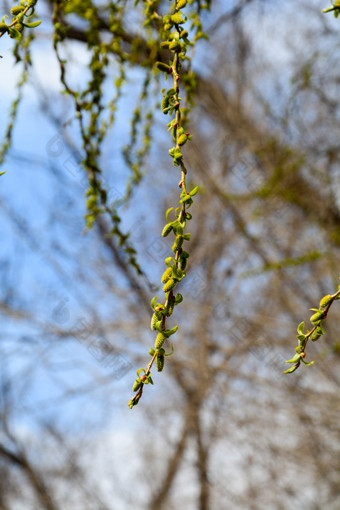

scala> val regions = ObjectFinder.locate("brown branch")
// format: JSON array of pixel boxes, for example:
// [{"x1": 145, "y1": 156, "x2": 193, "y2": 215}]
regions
[{"x1": 0, "y1": 443, "x2": 58, "y2": 510}]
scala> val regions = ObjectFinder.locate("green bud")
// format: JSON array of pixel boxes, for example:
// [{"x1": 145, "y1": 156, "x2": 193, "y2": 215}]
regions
[
  {"x1": 151, "y1": 310, "x2": 162, "y2": 330},
  {"x1": 171, "y1": 13, "x2": 185, "y2": 24},
  {"x1": 166, "y1": 299, "x2": 175, "y2": 316},
  {"x1": 179, "y1": 256, "x2": 187, "y2": 271},
  {"x1": 178, "y1": 134, "x2": 188, "y2": 146},
  {"x1": 161, "y1": 267, "x2": 173, "y2": 283},
  {"x1": 156, "y1": 353, "x2": 165, "y2": 372},
  {"x1": 310, "y1": 311, "x2": 324, "y2": 324},
  {"x1": 132, "y1": 379, "x2": 142, "y2": 392},
  {"x1": 155, "y1": 61, "x2": 171, "y2": 73},
  {"x1": 174, "y1": 224, "x2": 183, "y2": 235},
  {"x1": 10, "y1": 5, "x2": 24, "y2": 15},
  {"x1": 14, "y1": 23, "x2": 24, "y2": 33},
  {"x1": 162, "y1": 223, "x2": 173, "y2": 237},
  {"x1": 161, "y1": 96, "x2": 170, "y2": 114},
  {"x1": 180, "y1": 29, "x2": 189, "y2": 39},
  {"x1": 0, "y1": 23, "x2": 9, "y2": 31},
  {"x1": 311, "y1": 327, "x2": 323, "y2": 341},
  {"x1": 169, "y1": 41, "x2": 181, "y2": 52},
  {"x1": 319, "y1": 295, "x2": 332, "y2": 309},
  {"x1": 172, "y1": 235, "x2": 183, "y2": 253},
  {"x1": 155, "y1": 332, "x2": 167, "y2": 349},
  {"x1": 177, "y1": 0, "x2": 187, "y2": 8},
  {"x1": 163, "y1": 278, "x2": 176, "y2": 293},
  {"x1": 285, "y1": 353, "x2": 301, "y2": 364}
]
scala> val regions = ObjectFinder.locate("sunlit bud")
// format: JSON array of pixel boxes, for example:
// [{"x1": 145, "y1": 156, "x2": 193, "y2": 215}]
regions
[
  {"x1": 155, "y1": 332, "x2": 167, "y2": 349},
  {"x1": 163, "y1": 278, "x2": 176, "y2": 292},
  {"x1": 161, "y1": 267, "x2": 173, "y2": 283}
]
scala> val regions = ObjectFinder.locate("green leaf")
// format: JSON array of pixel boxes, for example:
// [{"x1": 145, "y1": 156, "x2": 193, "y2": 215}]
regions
[
  {"x1": 166, "y1": 88, "x2": 176, "y2": 97},
  {"x1": 151, "y1": 295, "x2": 158, "y2": 310},
  {"x1": 166, "y1": 207, "x2": 174, "y2": 222},
  {"x1": 164, "y1": 343, "x2": 174, "y2": 356},
  {"x1": 174, "y1": 293, "x2": 183, "y2": 305},
  {"x1": 8, "y1": 27, "x2": 22, "y2": 39},
  {"x1": 165, "y1": 257, "x2": 175, "y2": 267},
  {"x1": 301, "y1": 358, "x2": 315, "y2": 366},
  {"x1": 189, "y1": 186, "x2": 199, "y2": 196},
  {"x1": 297, "y1": 321, "x2": 305, "y2": 334},
  {"x1": 164, "y1": 325, "x2": 178, "y2": 337},
  {"x1": 22, "y1": 20, "x2": 42, "y2": 28},
  {"x1": 0, "y1": 171, "x2": 6, "y2": 176},
  {"x1": 283, "y1": 363, "x2": 300, "y2": 374},
  {"x1": 285, "y1": 353, "x2": 301, "y2": 364},
  {"x1": 179, "y1": 194, "x2": 193, "y2": 204}
]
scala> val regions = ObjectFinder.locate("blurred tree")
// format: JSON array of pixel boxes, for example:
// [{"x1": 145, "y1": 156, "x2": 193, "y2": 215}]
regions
[{"x1": 0, "y1": 1, "x2": 340, "y2": 509}]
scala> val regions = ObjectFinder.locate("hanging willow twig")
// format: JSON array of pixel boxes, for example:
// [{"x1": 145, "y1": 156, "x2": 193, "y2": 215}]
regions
[{"x1": 128, "y1": 0, "x2": 209, "y2": 408}]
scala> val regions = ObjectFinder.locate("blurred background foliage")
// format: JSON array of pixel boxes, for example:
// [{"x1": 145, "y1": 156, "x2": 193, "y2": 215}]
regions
[{"x1": 0, "y1": 0, "x2": 340, "y2": 508}]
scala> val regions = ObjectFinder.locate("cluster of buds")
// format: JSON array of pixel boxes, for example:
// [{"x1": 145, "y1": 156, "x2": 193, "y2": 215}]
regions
[
  {"x1": 285, "y1": 287, "x2": 340, "y2": 373},
  {"x1": 0, "y1": 0, "x2": 41, "y2": 40}
]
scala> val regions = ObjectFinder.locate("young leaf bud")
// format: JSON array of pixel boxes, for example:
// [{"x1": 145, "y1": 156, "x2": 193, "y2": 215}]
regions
[
  {"x1": 166, "y1": 299, "x2": 175, "y2": 316},
  {"x1": 172, "y1": 235, "x2": 183, "y2": 253},
  {"x1": 173, "y1": 294, "x2": 182, "y2": 305},
  {"x1": 310, "y1": 311, "x2": 324, "y2": 324},
  {"x1": 179, "y1": 256, "x2": 187, "y2": 271},
  {"x1": 155, "y1": 332, "x2": 167, "y2": 349},
  {"x1": 132, "y1": 379, "x2": 142, "y2": 392},
  {"x1": 14, "y1": 23, "x2": 24, "y2": 33},
  {"x1": 319, "y1": 294, "x2": 332, "y2": 309},
  {"x1": 171, "y1": 13, "x2": 185, "y2": 24},
  {"x1": 175, "y1": 224, "x2": 184, "y2": 236},
  {"x1": 163, "y1": 278, "x2": 176, "y2": 293},
  {"x1": 151, "y1": 310, "x2": 162, "y2": 330},
  {"x1": 155, "y1": 61, "x2": 171, "y2": 73},
  {"x1": 178, "y1": 134, "x2": 188, "y2": 146},
  {"x1": 10, "y1": 6, "x2": 24, "y2": 15},
  {"x1": 161, "y1": 96, "x2": 170, "y2": 114},
  {"x1": 169, "y1": 41, "x2": 181, "y2": 52},
  {"x1": 156, "y1": 353, "x2": 165, "y2": 372},
  {"x1": 161, "y1": 267, "x2": 173, "y2": 283},
  {"x1": 162, "y1": 223, "x2": 173, "y2": 237}
]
